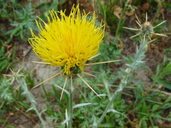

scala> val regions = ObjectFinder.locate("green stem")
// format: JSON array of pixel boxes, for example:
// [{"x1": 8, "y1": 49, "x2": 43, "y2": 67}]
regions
[
  {"x1": 93, "y1": 38, "x2": 148, "y2": 128},
  {"x1": 149, "y1": 117, "x2": 154, "y2": 127},
  {"x1": 33, "y1": 104, "x2": 46, "y2": 128},
  {"x1": 68, "y1": 80, "x2": 73, "y2": 128},
  {"x1": 17, "y1": 78, "x2": 46, "y2": 128},
  {"x1": 94, "y1": 73, "x2": 129, "y2": 128}
]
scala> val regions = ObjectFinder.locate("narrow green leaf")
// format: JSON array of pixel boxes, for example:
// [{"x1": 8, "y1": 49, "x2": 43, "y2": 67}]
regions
[
  {"x1": 0, "y1": 119, "x2": 9, "y2": 123},
  {"x1": 156, "y1": 79, "x2": 171, "y2": 90},
  {"x1": 99, "y1": 123, "x2": 115, "y2": 127},
  {"x1": 35, "y1": 3, "x2": 51, "y2": 9},
  {"x1": 97, "y1": 0, "x2": 104, "y2": 17}
]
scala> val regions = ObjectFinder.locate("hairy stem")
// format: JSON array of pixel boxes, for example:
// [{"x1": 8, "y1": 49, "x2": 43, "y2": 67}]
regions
[
  {"x1": 93, "y1": 37, "x2": 148, "y2": 128},
  {"x1": 68, "y1": 79, "x2": 73, "y2": 128},
  {"x1": 18, "y1": 78, "x2": 46, "y2": 128}
]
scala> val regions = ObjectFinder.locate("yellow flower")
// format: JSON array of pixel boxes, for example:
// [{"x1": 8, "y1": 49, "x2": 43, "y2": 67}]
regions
[{"x1": 29, "y1": 5, "x2": 105, "y2": 75}]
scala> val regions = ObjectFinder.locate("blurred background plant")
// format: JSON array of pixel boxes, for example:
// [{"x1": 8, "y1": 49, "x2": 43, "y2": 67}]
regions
[
  {"x1": 35, "y1": 0, "x2": 66, "y2": 20},
  {"x1": 6, "y1": 2, "x2": 37, "y2": 43}
]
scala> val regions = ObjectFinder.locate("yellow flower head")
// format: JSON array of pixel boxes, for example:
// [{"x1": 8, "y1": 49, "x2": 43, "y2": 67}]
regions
[{"x1": 29, "y1": 5, "x2": 105, "y2": 75}]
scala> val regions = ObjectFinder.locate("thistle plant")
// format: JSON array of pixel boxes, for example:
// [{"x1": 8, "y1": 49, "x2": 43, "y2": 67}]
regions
[
  {"x1": 93, "y1": 14, "x2": 167, "y2": 128},
  {"x1": 3, "y1": 68, "x2": 46, "y2": 128},
  {"x1": 29, "y1": 5, "x2": 118, "y2": 128},
  {"x1": 17, "y1": 77, "x2": 47, "y2": 128},
  {"x1": 0, "y1": 78, "x2": 13, "y2": 103}
]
